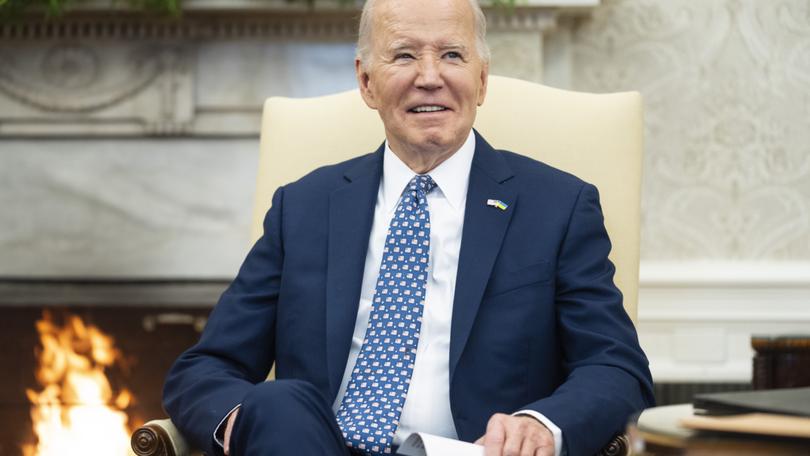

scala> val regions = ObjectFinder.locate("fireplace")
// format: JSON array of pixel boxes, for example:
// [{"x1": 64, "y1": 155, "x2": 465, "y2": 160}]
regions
[{"x1": 0, "y1": 279, "x2": 226, "y2": 455}]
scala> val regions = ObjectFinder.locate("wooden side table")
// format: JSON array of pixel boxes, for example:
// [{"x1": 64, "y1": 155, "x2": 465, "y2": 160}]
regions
[
  {"x1": 629, "y1": 404, "x2": 810, "y2": 455},
  {"x1": 752, "y1": 335, "x2": 810, "y2": 389}
]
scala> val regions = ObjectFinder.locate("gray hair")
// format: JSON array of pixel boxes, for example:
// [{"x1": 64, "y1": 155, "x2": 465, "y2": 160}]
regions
[{"x1": 356, "y1": 0, "x2": 491, "y2": 69}]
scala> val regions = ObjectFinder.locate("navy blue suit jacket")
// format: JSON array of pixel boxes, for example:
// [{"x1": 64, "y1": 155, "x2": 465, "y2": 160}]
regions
[{"x1": 164, "y1": 132, "x2": 654, "y2": 455}]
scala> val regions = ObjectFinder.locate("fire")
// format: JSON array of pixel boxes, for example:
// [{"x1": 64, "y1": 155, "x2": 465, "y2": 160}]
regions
[{"x1": 24, "y1": 312, "x2": 134, "y2": 456}]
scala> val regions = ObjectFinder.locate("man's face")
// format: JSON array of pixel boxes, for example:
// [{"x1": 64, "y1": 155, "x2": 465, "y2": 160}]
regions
[{"x1": 356, "y1": 0, "x2": 488, "y2": 158}]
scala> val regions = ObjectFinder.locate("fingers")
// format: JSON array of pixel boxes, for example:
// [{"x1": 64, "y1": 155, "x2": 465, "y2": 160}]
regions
[
  {"x1": 534, "y1": 448, "x2": 553, "y2": 456},
  {"x1": 501, "y1": 416, "x2": 525, "y2": 456},
  {"x1": 484, "y1": 413, "x2": 507, "y2": 456},
  {"x1": 481, "y1": 414, "x2": 555, "y2": 456}
]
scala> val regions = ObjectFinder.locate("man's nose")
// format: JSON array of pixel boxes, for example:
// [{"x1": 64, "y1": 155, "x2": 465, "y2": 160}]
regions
[{"x1": 415, "y1": 57, "x2": 443, "y2": 90}]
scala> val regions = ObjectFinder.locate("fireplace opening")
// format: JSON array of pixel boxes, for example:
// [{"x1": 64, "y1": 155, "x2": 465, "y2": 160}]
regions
[{"x1": 0, "y1": 279, "x2": 226, "y2": 456}]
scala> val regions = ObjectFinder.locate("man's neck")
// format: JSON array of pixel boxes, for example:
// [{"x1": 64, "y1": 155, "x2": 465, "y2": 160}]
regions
[{"x1": 387, "y1": 137, "x2": 469, "y2": 174}]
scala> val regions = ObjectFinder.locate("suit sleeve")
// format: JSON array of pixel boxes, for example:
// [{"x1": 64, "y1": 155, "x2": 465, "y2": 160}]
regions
[
  {"x1": 521, "y1": 183, "x2": 655, "y2": 456},
  {"x1": 163, "y1": 186, "x2": 286, "y2": 456}
]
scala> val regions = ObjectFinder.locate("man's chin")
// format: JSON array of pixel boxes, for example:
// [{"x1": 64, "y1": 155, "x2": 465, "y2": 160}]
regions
[
  {"x1": 411, "y1": 131, "x2": 464, "y2": 154},
  {"x1": 388, "y1": 127, "x2": 466, "y2": 158},
  {"x1": 409, "y1": 140, "x2": 455, "y2": 157}
]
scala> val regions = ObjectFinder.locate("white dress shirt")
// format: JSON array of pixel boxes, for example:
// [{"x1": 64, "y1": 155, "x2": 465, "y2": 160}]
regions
[{"x1": 330, "y1": 130, "x2": 563, "y2": 455}]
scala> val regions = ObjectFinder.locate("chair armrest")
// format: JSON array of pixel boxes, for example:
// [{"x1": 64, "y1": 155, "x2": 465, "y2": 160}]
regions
[
  {"x1": 596, "y1": 433, "x2": 630, "y2": 456},
  {"x1": 131, "y1": 419, "x2": 199, "y2": 456},
  {"x1": 129, "y1": 418, "x2": 628, "y2": 456}
]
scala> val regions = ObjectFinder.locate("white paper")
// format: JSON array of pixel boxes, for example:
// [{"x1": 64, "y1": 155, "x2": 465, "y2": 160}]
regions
[{"x1": 398, "y1": 432, "x2": 484, "y2": 456}]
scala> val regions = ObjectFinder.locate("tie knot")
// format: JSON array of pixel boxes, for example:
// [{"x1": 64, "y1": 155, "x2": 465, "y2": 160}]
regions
[{"x1": 410, "y1": 174, "x2": 437, "y2": 195}]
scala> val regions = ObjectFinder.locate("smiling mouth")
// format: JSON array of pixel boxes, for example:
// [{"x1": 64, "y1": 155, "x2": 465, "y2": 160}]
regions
[{"x1": 409, "y1": 105, "x2": 449, "y2": 113}]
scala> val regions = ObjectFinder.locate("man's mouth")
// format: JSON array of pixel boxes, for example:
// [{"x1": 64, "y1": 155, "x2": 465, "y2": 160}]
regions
[{"x1": 409, "y1": 105, "x2": 449, "y2": 113}]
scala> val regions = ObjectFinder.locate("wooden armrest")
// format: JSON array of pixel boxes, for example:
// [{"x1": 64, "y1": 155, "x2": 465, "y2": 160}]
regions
[
  {"x1": 596, "y1": 433, "x2": 630, "y2": 456},
  {"x1": 129, "y1": 418, "x2": 628, "y2": 456},
  {"x1": 131, "y1": 419, "x2": 198, "y2": 456}
]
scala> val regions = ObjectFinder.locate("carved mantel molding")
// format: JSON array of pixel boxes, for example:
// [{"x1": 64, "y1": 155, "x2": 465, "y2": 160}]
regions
[
  {"x1": 0, "y1": 13, "x2": 361, "y2": 41},
  {"x1": 0, "y1": 1, "x2": 599, "y2": 137}
]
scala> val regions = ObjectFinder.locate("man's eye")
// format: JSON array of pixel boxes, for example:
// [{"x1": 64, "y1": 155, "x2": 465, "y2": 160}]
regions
[
  {"x1": 395, "y1": 53, "x2": 415, "y2": 60},
  {"x1": 444, "y1": 51, "x2": 462, "y2": 59}
]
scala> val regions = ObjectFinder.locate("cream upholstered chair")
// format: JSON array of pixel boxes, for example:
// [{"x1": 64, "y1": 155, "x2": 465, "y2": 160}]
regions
[
  {"x1": 131, "y1": 75, "x2": 643, "y2": 456},
  {"x1": 253, "y1": 74, "x2": 643, "y2": 320}
]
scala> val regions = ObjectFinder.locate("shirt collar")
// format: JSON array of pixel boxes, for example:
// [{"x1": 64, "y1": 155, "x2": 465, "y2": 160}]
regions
[{"x1": 382, "y1": 130, "x2": 475, "y2": 213}]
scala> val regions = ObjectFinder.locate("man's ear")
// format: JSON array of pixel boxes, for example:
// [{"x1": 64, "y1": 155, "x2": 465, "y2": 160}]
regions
[
  {"x1": 356, "y1": 58, "x2": 378, "y2": 110},
  {"x1": 477, "y1": 63, "x2": 489, "y2": 107}
]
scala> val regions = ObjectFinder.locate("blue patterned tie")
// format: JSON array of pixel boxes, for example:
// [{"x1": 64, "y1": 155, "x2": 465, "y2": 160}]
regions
[{"x1": 336, "y1": 174, "x2": 437, "y2": 455}]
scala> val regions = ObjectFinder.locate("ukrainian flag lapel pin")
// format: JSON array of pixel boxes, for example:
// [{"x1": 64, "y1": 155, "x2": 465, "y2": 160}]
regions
[{"x1": 487, "y1": 199, "x2": 509, "y2": 211}]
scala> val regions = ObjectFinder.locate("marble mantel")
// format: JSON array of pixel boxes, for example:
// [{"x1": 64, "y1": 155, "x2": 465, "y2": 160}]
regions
[{"x1": 0, "y1": 0, "x2": 599, "y2": 137}]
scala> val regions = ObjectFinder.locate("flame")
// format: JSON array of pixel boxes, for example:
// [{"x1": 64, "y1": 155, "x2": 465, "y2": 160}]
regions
[{"x1": 24, "y1": 312, "x2": 134, "y2": 456}]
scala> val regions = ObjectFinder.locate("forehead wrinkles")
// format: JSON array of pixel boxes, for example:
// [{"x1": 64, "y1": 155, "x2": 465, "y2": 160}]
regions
[{"x1": 387, "y1": 38, "x2": 469, "y2": 53}]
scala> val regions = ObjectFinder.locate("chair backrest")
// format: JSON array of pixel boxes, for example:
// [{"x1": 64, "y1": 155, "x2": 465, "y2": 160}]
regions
[{"x1": 253, "y1": 75, "x2": 643, "y2": 320}]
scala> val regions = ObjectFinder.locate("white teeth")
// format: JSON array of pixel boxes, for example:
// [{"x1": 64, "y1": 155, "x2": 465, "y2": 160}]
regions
[{"x1": 412, "y1": 105, "x2": 446, "y2": 113}]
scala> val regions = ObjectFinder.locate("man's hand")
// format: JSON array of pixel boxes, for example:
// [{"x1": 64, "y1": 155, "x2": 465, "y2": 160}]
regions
[
  {"x1": 474, "y1": 414, "x2": 555, "y2": 456},
  {"x1": 223, "y1": 408, "x2": 239, "y2": 455}
]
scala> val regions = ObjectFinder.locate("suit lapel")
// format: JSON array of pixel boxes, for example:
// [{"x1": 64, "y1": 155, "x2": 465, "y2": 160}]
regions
[
  {"x1": 449, "y1": 132, "x2": 517, "y2": 381},
  {"x1": 325, "y1": 146, "x2": 383, "y2": 401}
]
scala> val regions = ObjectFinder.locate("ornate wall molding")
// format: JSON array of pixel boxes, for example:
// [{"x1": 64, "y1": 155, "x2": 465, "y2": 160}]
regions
[
  {"x1": 0, "y1": 40, "x2": 194, "y2": 136},
  {"x1": 0, "y1": 13, "x2": 357, "y2": 137},
  {"x1": 0, "y1": 8, "x2": 564, "y2": 41}
]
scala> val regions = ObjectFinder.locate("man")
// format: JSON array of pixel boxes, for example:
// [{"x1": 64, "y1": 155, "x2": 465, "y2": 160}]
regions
[{"x1": 163, "y1": 0, "x2": 655, "y2": 454}]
